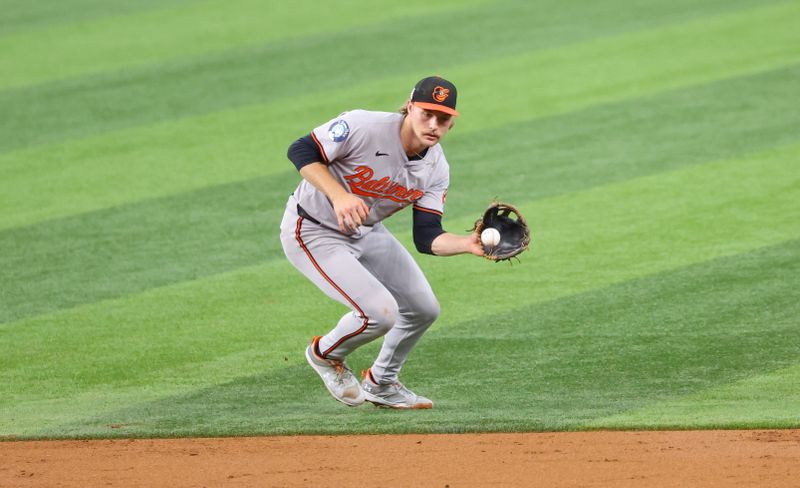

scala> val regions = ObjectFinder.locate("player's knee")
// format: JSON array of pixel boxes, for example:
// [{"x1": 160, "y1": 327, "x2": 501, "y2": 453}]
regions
[
  {"x1": 364, "y1": 298, "x2": 399, "y2": 334},
  {"x1": 414, "y1": 296, "x2": 441, "y2": 326}
]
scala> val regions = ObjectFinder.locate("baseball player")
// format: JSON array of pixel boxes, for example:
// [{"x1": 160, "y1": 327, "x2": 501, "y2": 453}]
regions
[{"x1": 280, "y1": 76, "x2": 483, "y2": 409}]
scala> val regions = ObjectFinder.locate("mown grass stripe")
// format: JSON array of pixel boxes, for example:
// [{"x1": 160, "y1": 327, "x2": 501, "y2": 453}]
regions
[
  {"x1": 3, "y1": 2, "x2": 799, "y2": 230},
  {"x1": 0, "y1": 0, "x2": 192, "y2": 34},
  {"x1": 413, "y1": 240, "x2": 800, "y2": 433},
  {"x1": 583, "y1": 363, "x2": 800, "y2": 430},
  {"x1": 448, "y1": 63, "x2": 800, "y2": 214},
  {"x1": 13, "y1": 239, "x2": 800, "y2": 437},
  {"x1": 0, "y1": 0, "x2": 491, "y2": 90},
  {"x1": 0, "y1": 0, "x2": 776, "y2": 153},
  {"x1": 2, "y1": 141, "x2": 797, "y2": 435},
  {"x1": 455, "y1": 0, "x2": 800, "y2": 134},
  {"x1": 0, "y1": 259, "x2": 336, "y2": 435},
  {"x1": 0, "y1": 176, "x2": 276, "y2": 324},
  {"x1": 2, "y1": 66, "x2": 798, "y2": 323},
  {"x1": 431, "y1": 142, "x2": 799, "y2": 320}
]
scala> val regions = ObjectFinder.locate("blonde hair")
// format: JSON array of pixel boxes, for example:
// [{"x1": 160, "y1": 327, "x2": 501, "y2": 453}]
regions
[{"x1": 398, "y1": 100, "x2": 410, "y2": 116}]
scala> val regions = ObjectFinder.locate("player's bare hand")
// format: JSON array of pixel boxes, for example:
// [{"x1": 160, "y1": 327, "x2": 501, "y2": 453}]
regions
[
  {"x1": 467, "y1": 232, "x2": 485, "y2": 257},
  {"x1": 333, "y1": 193, "x2": 369, "y2": 233}
]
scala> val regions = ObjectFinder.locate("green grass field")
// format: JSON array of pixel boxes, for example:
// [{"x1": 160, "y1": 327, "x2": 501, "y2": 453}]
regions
[{"x1": 1, "y1": 0, "x2": 798, "y2": 439}]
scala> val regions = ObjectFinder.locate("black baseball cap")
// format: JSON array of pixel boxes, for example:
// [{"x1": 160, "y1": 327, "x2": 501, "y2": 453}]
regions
[{"x1": 410, "y1": 76, "x2": 459, "y2": 116}]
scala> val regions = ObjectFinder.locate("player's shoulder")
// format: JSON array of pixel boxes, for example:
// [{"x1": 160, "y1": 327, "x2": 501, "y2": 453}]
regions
[
  {"x1": 331, "y1": 110, "x2": 402, "y2": 143},
  {"x1": 317, "y1": 110, "x2": 400, "y2": 147},
  {"x1": 341, "y1": 109, "x2": 402, "y2": 127}
]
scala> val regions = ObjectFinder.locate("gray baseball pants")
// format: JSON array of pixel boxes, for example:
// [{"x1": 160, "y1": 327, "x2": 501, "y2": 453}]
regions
[{"x1": 279, "y1": 200, "x2": 440, "y2": 384}]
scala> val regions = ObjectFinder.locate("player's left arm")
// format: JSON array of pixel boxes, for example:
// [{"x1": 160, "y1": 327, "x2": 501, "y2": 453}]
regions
[
  {"x1": 431, "y1": 231, "x2": 484, "y2": 257},
  {"x1": 412, "y1": 208, "x2": 483, "y2": 257},
  {"x1": 411, "y1": 153, "x2": 482, "y2": 256}
]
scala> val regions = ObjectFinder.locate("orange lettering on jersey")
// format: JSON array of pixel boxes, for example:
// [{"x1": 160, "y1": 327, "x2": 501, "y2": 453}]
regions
[
  {"x1": 363, "y1": 176, "x2": 390, "y2": 192},
  {"x1": 343, "y1": 166, "x2": 424, "y2": 203}
]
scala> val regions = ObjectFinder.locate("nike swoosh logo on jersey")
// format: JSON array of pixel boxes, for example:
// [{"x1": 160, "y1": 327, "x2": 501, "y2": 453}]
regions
[{"x1": 375, "y1": 150, "x2": 389, "y2": 157}]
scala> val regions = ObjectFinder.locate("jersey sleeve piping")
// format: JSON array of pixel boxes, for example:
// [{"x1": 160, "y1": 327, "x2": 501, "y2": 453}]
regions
[
  {"x1": 309, "y1": 131, "x2": 329, "y2": 164},
  {"x1": 412, "y1": 205, "x2": 443, "y2": 217}
]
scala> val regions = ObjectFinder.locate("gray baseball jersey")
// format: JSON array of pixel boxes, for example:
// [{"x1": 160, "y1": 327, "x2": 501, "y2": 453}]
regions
[{"x1": 292, "y1": 110, "x2": 450, "y2": 233}]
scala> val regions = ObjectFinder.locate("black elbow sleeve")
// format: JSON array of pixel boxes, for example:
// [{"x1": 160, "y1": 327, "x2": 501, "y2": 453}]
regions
[
  {"x1": 413, "y1": 208, "x2": 445, "y2": 254},
  {"x1": 287, "y1": 134, "x2": 323, "y2": 170}
]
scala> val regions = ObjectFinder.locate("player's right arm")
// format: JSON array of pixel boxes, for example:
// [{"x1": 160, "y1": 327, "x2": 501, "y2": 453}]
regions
[
  {"x1": 299, "y1": 162, "x2": 369, "y2": 233},
  {"x1": 287, "y1": 134, "x2": 368, "y2": 233}
]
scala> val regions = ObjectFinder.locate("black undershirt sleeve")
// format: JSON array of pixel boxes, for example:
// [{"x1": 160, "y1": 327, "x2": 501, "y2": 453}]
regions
[
  {"x1": 413, "y1": 208, "x2": 445, "y2": 255},
  {"x1": 287, "y1": 134, "x2": 324, "y2": 170}
]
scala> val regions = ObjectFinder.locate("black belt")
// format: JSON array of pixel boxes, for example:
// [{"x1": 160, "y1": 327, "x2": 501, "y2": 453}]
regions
[{"x1": 296, "y1": 204, "x2": 321, "y2": 225}]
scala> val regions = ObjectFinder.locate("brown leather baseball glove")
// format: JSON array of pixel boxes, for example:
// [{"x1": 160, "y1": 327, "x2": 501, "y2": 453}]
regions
[{"x1": 472, "y1": 202, "x2": 531, "y2": 262}]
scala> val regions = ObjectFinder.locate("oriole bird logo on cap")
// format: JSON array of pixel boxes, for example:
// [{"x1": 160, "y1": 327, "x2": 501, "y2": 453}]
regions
[{"x1": 432, "y1": 86, "x2": 450, "y2": 102}]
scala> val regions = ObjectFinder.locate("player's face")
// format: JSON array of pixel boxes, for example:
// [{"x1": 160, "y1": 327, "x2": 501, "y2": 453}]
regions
[{"x1": 407, "y1": 103, "x2": 454, "y2": 147}]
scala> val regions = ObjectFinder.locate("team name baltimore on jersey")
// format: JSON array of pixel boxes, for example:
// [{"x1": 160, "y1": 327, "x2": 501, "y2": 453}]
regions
[{"x1": 344, "y1": 165, "x2": 424, "y2": 204}]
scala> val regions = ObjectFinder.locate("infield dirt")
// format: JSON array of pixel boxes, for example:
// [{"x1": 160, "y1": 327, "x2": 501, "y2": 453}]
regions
[{"x1": 2, "y1": 429, "x2": 798, "y2": 487}]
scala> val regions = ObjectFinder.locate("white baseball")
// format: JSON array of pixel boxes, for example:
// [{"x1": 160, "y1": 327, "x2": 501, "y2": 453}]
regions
[{"x1": 480, "y1": 227, "x2": 501, "y2": 247}]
